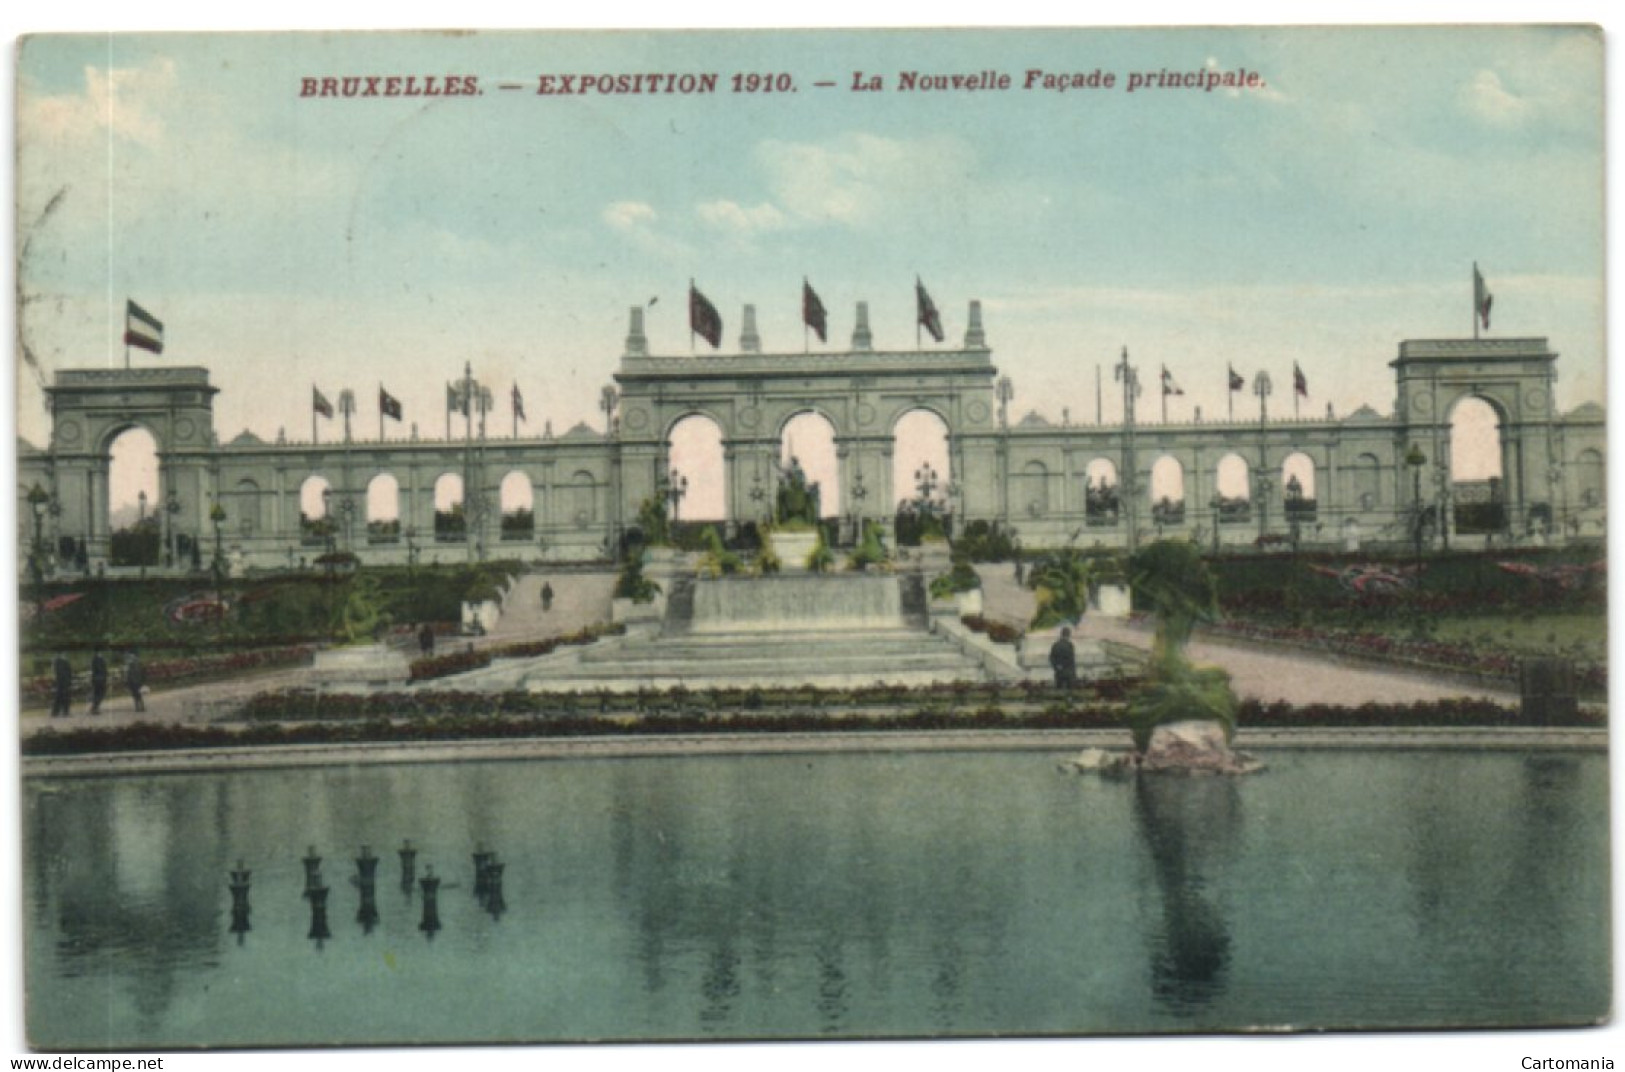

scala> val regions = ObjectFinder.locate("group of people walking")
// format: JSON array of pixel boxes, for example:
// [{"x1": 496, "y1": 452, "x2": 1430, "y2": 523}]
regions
[{"x1": 49, "y1": 648, "x2": 145, "y2": 718}]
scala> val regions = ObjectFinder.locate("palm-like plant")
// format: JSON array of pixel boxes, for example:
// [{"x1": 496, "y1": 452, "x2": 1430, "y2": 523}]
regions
[
  {"x1": 1124, "y1": 539, "x2": 1237, "y2": 753},
  {"x1": 1028, "y1": 550, "x2": 1096, "y2": 629}
]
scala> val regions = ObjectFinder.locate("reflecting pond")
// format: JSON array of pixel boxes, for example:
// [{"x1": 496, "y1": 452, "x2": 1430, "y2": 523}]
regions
[{"x1": 23, "y1": 749, "x2": 1610, "y2": 1047}]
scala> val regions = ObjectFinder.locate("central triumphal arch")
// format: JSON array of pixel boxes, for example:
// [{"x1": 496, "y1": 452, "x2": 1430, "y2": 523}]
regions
[{"x1": 612, "y1": 302, "x2": 1001, "y2": 538}]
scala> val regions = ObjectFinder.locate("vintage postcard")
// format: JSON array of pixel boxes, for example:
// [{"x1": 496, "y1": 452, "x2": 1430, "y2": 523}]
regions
[{"x1": 12, "y1": 23, "x2": 1611, "y2": 1059}]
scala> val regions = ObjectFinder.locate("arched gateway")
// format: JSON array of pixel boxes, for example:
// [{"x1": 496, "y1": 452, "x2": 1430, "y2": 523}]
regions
[
  {"x1": 16, "y1": 304, "x2": 1605, "y2": 573},
  {"x1": 611, "y1": 301, "x2": 1000, "y2": 543}
]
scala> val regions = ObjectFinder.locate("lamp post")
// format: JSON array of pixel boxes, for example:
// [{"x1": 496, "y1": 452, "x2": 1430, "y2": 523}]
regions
[
  {"x1": 26, "y1": 483, "x2": 50, "y2": 611},
  {"x1": 849, "y1": 472, "x2": 868, "y2": 544},
  {"x1": 1209, "y1": 494, "x2": 1223, "y2": 555},
  {"x1": 914, "y1": 462, "x2": 940, "y2": 507},
  {"x1": 209, "y1": 502, "x2": 227, "y2": 627},
  {"x1": 165, "y1": 490, "x2": 181, "y2": 569},
  {"x1": 1405, "y1": 443, "x2": 1427, "y2": 570},
  {"x1": 666, "y1": 468, "x2": 688, "y2": 522},
  {"x1": 405, "y1": 525, "x2": 419, "y2": 572}
]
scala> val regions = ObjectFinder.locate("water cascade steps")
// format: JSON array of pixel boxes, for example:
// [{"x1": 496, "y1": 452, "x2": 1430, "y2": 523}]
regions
[{"x1": 509, "y1": 571, "x2": 995, "y2": 692}]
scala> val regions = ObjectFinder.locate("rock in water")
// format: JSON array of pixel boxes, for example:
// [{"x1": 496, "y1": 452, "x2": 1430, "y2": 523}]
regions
[{"x1": 1141, "y1": 720, "x2": 1263, "y2": 775}]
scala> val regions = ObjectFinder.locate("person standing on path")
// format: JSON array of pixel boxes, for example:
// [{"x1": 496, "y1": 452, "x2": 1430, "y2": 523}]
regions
[
  {"x1": 50, "y1": 653, "x2": 73, "y2": 717},
  {"x1": 541, "y1": 581, "x2": 554, "y2": 613},
  {"x1": 1049, "y1": 627, "x2": 1077, "y2": 690},
  {"x1": 125, "y1": 650, "x2": 147, "y2": 713},
  {"x1": 89, "y1": 647, "x2": 109, "y2": 715},
  {"x1": 419, "y1": 623, "x2": 435, "y2": 656}
]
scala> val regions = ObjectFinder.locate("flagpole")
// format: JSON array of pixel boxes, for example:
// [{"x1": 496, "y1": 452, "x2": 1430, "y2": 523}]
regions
[
  {"x1": 312, "y1": 390, "x2": 318, "y2": 445},
  {"x1": 1161, "y1": 368, "x2": 1167, "y2": 425},
  {"x1": 379, "y1": 385, "x2": 384, "y2": 443},
  {"x1": 1095, "y1": 365, "x2": 1102, "y2": 424},
  {"x1": 1475, "y1": 263, "x2": 1488, "y2": 341},
  {"x1": 690, "y1": 279, "x2": 696, "y2": 354},
  {"x1": 1228, "y1": 373, "x2": 1234, "y2": 422}
]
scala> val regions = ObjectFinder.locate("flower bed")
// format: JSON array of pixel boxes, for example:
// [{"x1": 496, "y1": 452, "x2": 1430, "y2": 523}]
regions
[
  {"x1": 959, "y1": 615, "x2": 1024, "y2": 644},
  {"x1": 406, "y1": 623, "x2": 627, "y2": 682},
  {"x1": 242, "y1": 675, "x2": 1148, "y2": 722}
]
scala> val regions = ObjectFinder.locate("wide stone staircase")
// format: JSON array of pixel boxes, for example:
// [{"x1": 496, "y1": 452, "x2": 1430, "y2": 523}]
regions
[{"x1": 493, "y1": 570, "x2": 995, "y2": 692}]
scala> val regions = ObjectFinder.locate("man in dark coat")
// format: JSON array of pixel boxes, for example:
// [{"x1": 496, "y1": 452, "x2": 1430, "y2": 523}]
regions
[
  {"x1": 50, "y1": 654, "x2": 73, "y2": 717},
  {"x1": 125, "y1": 651, "x2": 147, "y2": 713},
  {"x1": 89, "y1": 647, "x2": 109, "y2": 715},
  {"x1": 418, "y1": 623, "x2": 435, "y2": 656},
  {"x1": 541, "y1": 581, "x2": 554, "y2": 612},
  {"x1": 1049, "y1": 626, "x2": 1077, "y2": 690}
]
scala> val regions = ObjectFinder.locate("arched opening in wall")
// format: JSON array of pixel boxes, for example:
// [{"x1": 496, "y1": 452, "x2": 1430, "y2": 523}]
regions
[
  {"x1": 1084, "y1": 458, "x2": 1119, "y2": 527},
  {"x1": 777, "y1": 411, "x2": 840, "y2": 524},
  {"x1": 1017, "y1": 461, "x2": 1050, "y2": 522},
  {"x1": 565, "y1": 471, "x2": 598, "y2": 531},
  {"x1": 300, "y1": 475, "x2": 333, "y2": 548},
  {"x1": 1281, "y1": 453, "x2": 1317, "y2": 526},
  {"x1": 1150, "y1": 456, "x2": 1185, "y2": 528},
  {"x1": 434, "y1": 473, "x2": 465, "y2": 543},
  {"x1": 367, "y1": 474, "x2": 400, "y2": 544},
  {"x1": 1215, "y1": 454, "x2": 1251, "y2": 524},
  {"x1": 107, "y1": 427, "x2": 160, "y2": 567},
  {"x1": 1575, "y1": 448, "x2": 1605, "y2": 512},
  {"x1": 892, "y1": 409, "x2": 949, "y2": 524},
  {"x1": 231, "y1": 479, "x2": 262, "y2": 540},
  {"x1": 667, "y1": 414, "x2": 727, "y2": 527},
  {"x1": 500, "y1": 472, "x2": 535, "y2": 542},
  {"x1": 1352, "y1": 453, "x2": 1383, "y2": 512},
  {"x1": 1449, "y1": 397, "x2": 1506, "y2": 535}
]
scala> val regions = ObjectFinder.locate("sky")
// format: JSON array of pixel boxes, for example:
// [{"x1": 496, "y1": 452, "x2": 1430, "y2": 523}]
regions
[{"x1": 14, "y1": 26, "x2": 1606, "y2": 519}]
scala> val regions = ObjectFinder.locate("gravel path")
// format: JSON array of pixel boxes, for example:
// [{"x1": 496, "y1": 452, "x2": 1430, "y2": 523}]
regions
[{"x1": 974, "y1": 564, "x2": 1522, "y2": 706}]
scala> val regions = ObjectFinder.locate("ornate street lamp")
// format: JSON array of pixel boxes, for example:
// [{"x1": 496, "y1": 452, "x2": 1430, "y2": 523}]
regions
[
  {"x1": 165, "y1": 490, "x2": 181, "y2": 568},
  {"x1": 1405, "y1": 443, "x2": 1427, "y2": 569},
  {"x1": 666, "y1": 468, "x2": 688, "y2": 522},
  {"x1": 26, "y1": 483, "x2": 50, "y2": 610},
  {"x1": 209, "y1": 501, "x2": 228, "y2": 625}
]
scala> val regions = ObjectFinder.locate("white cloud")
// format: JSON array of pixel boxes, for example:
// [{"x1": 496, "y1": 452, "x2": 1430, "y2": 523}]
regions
[
  {"x1": 695, "y1": 199, "x2": 789, "y2": 234},
  {"x1": 23, "y1": 56, "x2": 176, "y2": 150},
  {"x1": 755, "y1": 133, "x2": 974, "y2": 226},
  {"x1": 1460, "y1": 69, "x2": 1534, "y2": 127},
  {"x1": 602, "y1": 200, "x2": 657, "y2": 231}
]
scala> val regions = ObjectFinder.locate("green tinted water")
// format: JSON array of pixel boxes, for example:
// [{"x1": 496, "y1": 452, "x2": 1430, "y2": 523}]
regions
[{"x1": 23, "y1": 749, "x2": 1610, "y2": 1047}]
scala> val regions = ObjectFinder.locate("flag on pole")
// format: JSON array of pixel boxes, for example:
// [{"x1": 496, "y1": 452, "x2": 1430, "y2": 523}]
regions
[
  {"x1": 802, "y1": 280, "x2": 828, "y2": 342},
  {"x1": 512, "y1": 384, "x2": 526, "y2": 423},
  {"x1": 1293, "y1": 362, "x2": 1308, "y2": 398},
  {"x1": 447, "y1": 383, "x2": 468, "y2": 416},
  {"x1": 689, "y1": 283, "x2": 722, "y2": 348},
  {"x1": 916, "y1": 278, "x2": 944, "y2": 342},
  {"x1": 1161, "y1": 366, "x2": 1184, "y2": 396},
  {"x1": 312, "y1": 387, "x2": 334, "y2": 418},
  {"x1": 379, "y1": 386, "x2": 402, "y2": 421},
  {"x1": 1228, "y1": 365, "x2": 1244, "y2": 392},
  {"x1": 124, "y1": 300, "x2": 164, "y2": 354},
  {"x1": 1474, "y1": 263, "x2": 1493, "y2": 330}
]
